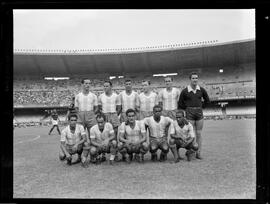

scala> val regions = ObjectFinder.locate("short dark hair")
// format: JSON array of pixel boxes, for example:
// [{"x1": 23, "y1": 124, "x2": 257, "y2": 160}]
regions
[
  {"x1": 189, "y1": 72, "x2": 199, "y2": 79},
  {"x1": 96, "y1": 113, "x2": 106, "y2": 121},
  {"x1": 81, "y1": 78, "x2": 91, "y2": 84},
  {"x1": 142, "y1": 80, "x2": 150, "y2": 85},
  {"x1": 125, "y1": 79, "x2": 132, "y2": 83},
  {"x1": 68, "y1": 114, "x2": 78, "y2": 121},
  {"x1": 126, "y1": 108, "x2": 136, "y2": 116},
  {"x1": 104, "y1": 80, "x2": 112, "y2": 86},
  {"x1": 153, "y1": 105, "x2": 163, "y2": 111},
  {"x1": 164, "y1": 76, "x2": 173, "y2": 81}
]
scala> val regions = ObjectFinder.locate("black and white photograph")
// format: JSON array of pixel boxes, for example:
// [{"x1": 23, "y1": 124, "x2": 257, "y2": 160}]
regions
[{"x1": 13, "y1": 9, "x2": 256, "y2": 199}]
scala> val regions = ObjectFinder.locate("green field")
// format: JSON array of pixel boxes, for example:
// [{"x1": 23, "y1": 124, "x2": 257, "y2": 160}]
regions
[{"x1": 13, "y1": 119, "x2": 256, "y2": 199}]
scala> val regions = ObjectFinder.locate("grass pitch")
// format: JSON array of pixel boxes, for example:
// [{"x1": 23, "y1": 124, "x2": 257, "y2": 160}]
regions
[{"x1": 13, "y1": 119, "x2": 256, "y2": 199}]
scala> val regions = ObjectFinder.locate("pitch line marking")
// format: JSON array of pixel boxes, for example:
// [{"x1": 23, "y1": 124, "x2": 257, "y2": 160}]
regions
[{"x1": 14, "y1": 135, "x2": 41, "y2": 145}]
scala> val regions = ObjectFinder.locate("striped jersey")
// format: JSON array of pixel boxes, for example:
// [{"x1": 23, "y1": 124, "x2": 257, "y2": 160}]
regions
[
  {"x1": 143, "y1": 116, "x2": 173, "y2": 138},
  {"x1": 119, "y1": 90, "x2": 139, "y2": 112},
  {"x1": 75, "y1": 92, "x2": 98, "y2": 111},
  {"x1": 138, "y1": 91, "x2": 158, "y2": 112},
  {"x1": 98, "y1": 92, "x2": 121, "y2": 113},
  {"x1": 60, "y1": 124, "x2": 86, "y2": 145},
  {"x1": 170, "y1": 120, "x2": 195, "y2": 140},
  {"x1": 119, "y1": 120, "x2": 146, "y2": 142},
  {"x1": 158, "y1": 87, "x2": 181, "y2": 110},
  {"x1": 90, "y1": 122, "x2": 114, "y2": 142}
]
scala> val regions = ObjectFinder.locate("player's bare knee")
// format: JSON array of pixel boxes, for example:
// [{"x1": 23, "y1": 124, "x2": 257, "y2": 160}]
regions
[
  {"x1": 89, "y1": 146, "x2": 97, "y2": 155},
  {"x1": 169, "y1": 138, "x2": 175, "y2": 146},
  {"x1": 111, "y1": 140, "x2": 117, "y2": 147}
]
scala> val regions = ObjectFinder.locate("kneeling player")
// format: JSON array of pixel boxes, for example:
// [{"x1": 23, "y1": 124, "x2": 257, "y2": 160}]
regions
[
  {"x1": 118, "y1": 109, "x2": 149, "y2": 163},
  {"x1": 169, "y1": 110, "x2": 198, "y2": 162},
  {"x1": 59, "y1": 114, "x2": 86, "y2": 165},
  {"x1": 84, "y1": 113, "x2": 117, "y2": 165},
  {"x1": 144, "y1": 105, "x2": 173, "y2": 162}
]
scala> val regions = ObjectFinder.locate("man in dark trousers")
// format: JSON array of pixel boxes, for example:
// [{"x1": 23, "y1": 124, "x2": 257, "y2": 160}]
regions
[{"x1": 178, "y1": 72, "x2": 210, "y2": 159}]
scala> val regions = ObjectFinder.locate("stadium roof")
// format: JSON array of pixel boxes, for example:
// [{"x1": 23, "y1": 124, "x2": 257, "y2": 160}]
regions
[{"x1": 13, "y1": 39, "x2": 255, "y2": 77}]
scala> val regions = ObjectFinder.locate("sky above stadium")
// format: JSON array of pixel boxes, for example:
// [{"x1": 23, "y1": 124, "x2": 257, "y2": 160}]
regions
[{"x1": 14, "y1": 9, "x2": 255, "y2": 50}]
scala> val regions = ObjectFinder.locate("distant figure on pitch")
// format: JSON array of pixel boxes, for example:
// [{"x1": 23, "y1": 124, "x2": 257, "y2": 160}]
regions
[
  {"x1": 48, "y1": 109, "x2": 61, "y2": 135},
  {"x1": 169, "y1": 110, "x2": 198, "y2": 163},
  {"x1": 143, "y1": 105, "x2": 173, "y2": 162},
  {"x1": 59, "y1": 114, "x2": 86, "y2": 166},
  {"x1": 178, "y1": 72, "x2": 210, "y2": 159},
  {"x1": 118, "y1": 109, "x2": 149, "y2": 163}
]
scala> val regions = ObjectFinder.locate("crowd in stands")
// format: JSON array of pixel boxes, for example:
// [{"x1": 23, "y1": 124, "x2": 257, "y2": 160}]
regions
[{"x1": 13, "y1": 64, "x2": 255, "y2": 107}]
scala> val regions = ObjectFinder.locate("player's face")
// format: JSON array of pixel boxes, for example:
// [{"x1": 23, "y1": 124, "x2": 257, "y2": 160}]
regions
[
  {"x1": 69, "y1": 116, "x2": 77, "y2": 127},
  {"x1": 125, "y1": 81, "x2": 132, "y2": 91},
  {"x1": 142, "y1": 81, "x2": 150, "y2": 92},
  {"x1": 164, "y1": 77, "x2": 173, "y2": 88},
  {"x1": 104, "y1": 82, "x2": 111, "y2": 93},
  {"x1": 176, "y1": 112, "x2": 185, "y2": 125},
  {"x1": 83, "y1": 79, "x2": 91, "y2": 91},
  {"x1": 190, "y1": 75, "x2": 198, "y2": 86},
  {"x1": 153, "y1": 107, "x2": 162, "y2": 118},
  {"x1": 127, "y1": 112, "x2": 135, "y2": 124},
  {"x1": 97, "y1": 117, "x2": 105, "y2": 129}
]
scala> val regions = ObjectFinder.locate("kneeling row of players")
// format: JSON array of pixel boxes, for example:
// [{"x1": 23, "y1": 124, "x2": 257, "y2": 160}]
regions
[{"x1": 59, "y1": 108, "x2": 198, "y2": 167}]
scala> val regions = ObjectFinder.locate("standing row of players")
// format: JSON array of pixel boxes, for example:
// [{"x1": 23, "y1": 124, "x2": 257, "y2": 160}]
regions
[{"x1": 59, "y1": 72, "x2": 210, "y2": 166}]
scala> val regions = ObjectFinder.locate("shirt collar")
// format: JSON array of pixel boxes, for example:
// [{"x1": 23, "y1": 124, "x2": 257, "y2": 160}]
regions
[{"x1": 187, "y1": 85, "x2": 200, "y2": 93}]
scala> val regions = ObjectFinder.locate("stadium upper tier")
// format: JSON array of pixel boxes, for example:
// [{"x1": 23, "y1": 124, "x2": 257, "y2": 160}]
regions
[
  {"x1": 13, "y1": 63, "x2": 255, "y2": 107},
  {"x1": 14, "y1": 39, "x2": 255, "y2": 77}
]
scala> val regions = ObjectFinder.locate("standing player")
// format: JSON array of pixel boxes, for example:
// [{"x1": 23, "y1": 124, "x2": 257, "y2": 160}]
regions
[
  {"x1": 137, "y1": 80, "x2": 159, "y2": 120},
  {"x1": 85, "y1": 113, "x2": 117, "y2": 165},
  {"x1": 158, "y1": 76, "x2": 181, "y2": 120},
  {"x1": 143, "y1": 105, "x2": 173, "y2": 162},
  {"x1": 118, "y1": 109, "x2": 149, "y2": 163},
  {"x1": 75, "y1": 79, "x2": 99, "y2": 136},
  {"x1": 169, "y1": 110, "x2": 198, "y2": 163},
  {"x1": 119, "y1": 79, "x2": 139, "y2": 123},
  {"x1": 178, "y1": 72, "x2": 210, "y2": 159},
  {"x1": 59, "y1": 114, "x2": 86, "y2": 166},
  {"x1": 98, "y1": 80, "x2": 121, "y2": 161},
  {"x1": 48, "y1": 109, "x2": 61, "y2": 135}
]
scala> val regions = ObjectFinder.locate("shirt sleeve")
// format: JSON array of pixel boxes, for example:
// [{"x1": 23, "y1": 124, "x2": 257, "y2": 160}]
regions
[
  {"x1": 135, "y1": 92, "x2": 140, "y2": 107},
  {"x1": 74, "y1": 94, "x2": 79, "y2": 108},
  {"x1": 140, "y1": 121, "x2": 146, "y2": 133},
  {"x1": 157, "y1": 90, "x2": 163, "y2": 103},
  {"x1": 118, "y1": 122, "x2": 125, "y2": 134},
  {"x1": 93, "y1": 94, "x2": 98, "y2": 106},
  {"x1": 176, "y1": 88, "x2": 181, "y2": 101},
  {"x1": 115, "y1": 94, "x2": 121, "y2": 106},
  {"x1": 201, "y1": 87, "x2": 210, "y2": 108},
  {"x1": 90, "y1": 126, "x2": 96, "y2": 139},
  {"x1": 143, "y1": 117, "x2": 149, "y2": 126},
  {"x1": 60, "y1": 128, "x2": 67, "y2": 142},
  {"x1": 188, "y1": 123, "x2": 195, "y2": 138},
  {"x1": 79, "y1": 125, "x2": 86, "y2": 136},
  {"x1": 107, "y1": 123, "x2": 115, "y2": 134},
  {"x1": 178, "y1": 89, "x2": 187, "y2": 110},
  {"x1": 98, "y1": 94, "x2": 102, "y2": 106}
]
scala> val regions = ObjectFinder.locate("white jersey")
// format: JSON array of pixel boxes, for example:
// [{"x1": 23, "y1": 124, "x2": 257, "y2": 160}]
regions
[
  {"x1": 90, "y1": 122, "x2": 114, "y2": 142},
  {"x1": 119, "y1": 120, "x2": 146, "y2": 142},
  {"x1": 75, "y1": 92, "x2": 98, "y2": 111},
  {"x1": 98, "y1": 92, "x2": 121, "y2": 113},
  {"x1": 61, "y1": 124, "x2": 86, "y2": 145},
  {"x1": 138, "y1": 92, "x2": 158, "y2": 112},
  {"x1": 170, "y1": 120, "x2": 195, "y2": 140},
  {"x1": 143, "y1": 116, "x2": 173, "y2": 138},
  {"x1": 52, "y1": 118, "x2": 59, "y2": 125},
  {"x1": 119, "y1": 90, "x2": 139, "y2": 112},
  {"x1": 158, "y1": 87, "x2": 180, "y2": 110}
]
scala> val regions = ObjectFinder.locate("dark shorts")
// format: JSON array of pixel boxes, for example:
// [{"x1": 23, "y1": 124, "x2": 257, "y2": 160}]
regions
[
  {"x1": 90, "y1": 140, "x2": 117, "y2": 154},
  {"x1": 65, "y1": 144, "x2": 83, "y2": 155},
  {"x1": 185, "y1": 107, "x2": 203, "y2": 121},
  {"x1": 104, "y1": 113, "x2": 120, "y2": 128},
  {"x1": 174, "y1": 137, "x2": 196, "y2": 149},
  {"x1": 77, "y1": 111, "x2": 96, "y2": 129},
  {"x1": 149, "y1": 136, "x2": 168, "y2": 149},
  {"x1": 118, "y1": 142, "x2": 147, "y2": 154}
]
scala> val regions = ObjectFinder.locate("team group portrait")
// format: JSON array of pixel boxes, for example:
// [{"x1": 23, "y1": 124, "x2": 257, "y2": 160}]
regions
[{"x1": 13, "y1": 9, "x2": 256, "y2": 199}]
